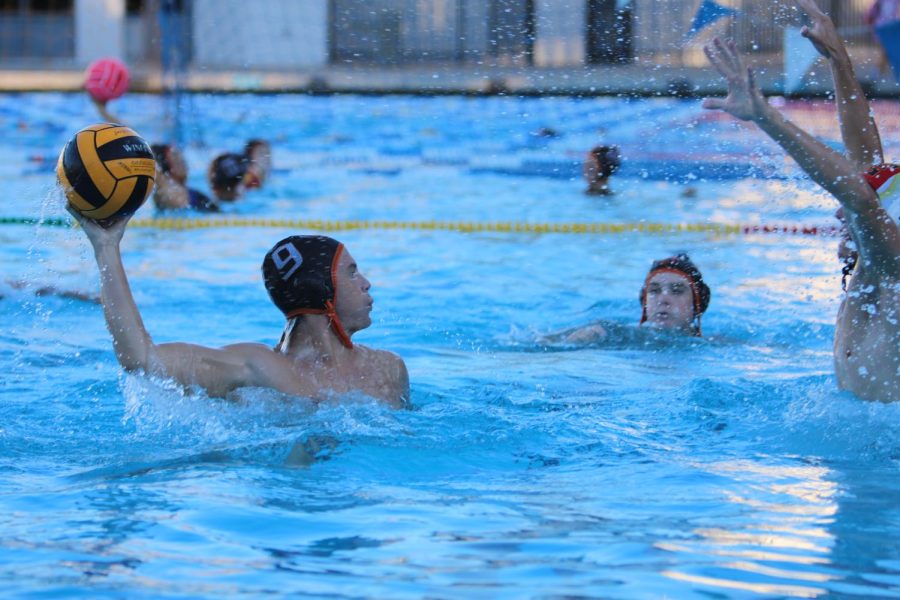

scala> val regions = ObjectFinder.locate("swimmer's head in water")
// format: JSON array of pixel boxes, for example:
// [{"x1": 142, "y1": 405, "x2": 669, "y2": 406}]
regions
[
  {"x1": 262, "y1": 235, "x2": 353, "y2": 349},
  {"x1": 244, "y1": 139, "x2": 270, "y2": 157},
  {"x1": 151, "y1": 143, "x2": 171, "y2": 172},
  {"x1": 639, "y1": 253, "x2": 711, "y2": 335},
  {"x1": 242, "y1": 139, "x2": 271, "y2": 189},
  {"x1": 209, "y1": 152, "x2": 247, "y2": 200},
  {"x1": 587, "y1": 145, "x2": 621, "y2": 180},
  {"x1": 583, "y1": 145, "x2": 621, "y2": 195},
  {"x1": 151, "y1": 143, "x2": 188, "y2": 182}
]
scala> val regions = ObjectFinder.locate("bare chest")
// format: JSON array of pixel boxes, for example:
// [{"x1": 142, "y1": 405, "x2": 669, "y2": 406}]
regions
[{"x1": 834, "y1": 287, "x2": 900, "y2": 401}]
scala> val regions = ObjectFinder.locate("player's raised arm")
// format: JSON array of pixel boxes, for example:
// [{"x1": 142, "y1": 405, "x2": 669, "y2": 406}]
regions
[
  {"x1": 796, "y1": 0, "x2": 883, "y2": 168},
  {"x1": 71, "y1": 207, "x2": 257, "y2": 396}
]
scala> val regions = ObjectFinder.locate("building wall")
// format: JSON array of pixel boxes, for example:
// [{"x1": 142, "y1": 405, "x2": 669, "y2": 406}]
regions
[
  {"x1": 0, "y1": 0, "x2": 881, "y2": 73},
  {"x1": 534, "y1": 0, "x2": 586, "y2": 67},
  {"x1": 330, "y1": 0, "x2": 526, "y2": 65},
  {"x1": 632, "y1": 0, "x2": 694, "y2": 58},
  {"x1": 192, "y1": 0, "x2": 328, "y2": 69},
  {"x1": 75, "y1": 0, "x2": 126, "y2": 64}
]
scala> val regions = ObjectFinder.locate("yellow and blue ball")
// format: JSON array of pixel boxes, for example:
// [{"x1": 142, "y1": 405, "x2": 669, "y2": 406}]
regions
[{"x1": 57, "y1": 123, "x2": 156, "y2": 226}]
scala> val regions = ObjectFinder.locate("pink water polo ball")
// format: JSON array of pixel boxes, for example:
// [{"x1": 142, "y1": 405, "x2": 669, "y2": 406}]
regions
[{"x1": 84, "y1": 58, "x2": 130, "y2": 103}]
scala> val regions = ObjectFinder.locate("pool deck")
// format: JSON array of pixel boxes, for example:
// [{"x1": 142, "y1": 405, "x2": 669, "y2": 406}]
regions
[{"x1": 1, "y1": 56, "x2": 899, "y2": 97}]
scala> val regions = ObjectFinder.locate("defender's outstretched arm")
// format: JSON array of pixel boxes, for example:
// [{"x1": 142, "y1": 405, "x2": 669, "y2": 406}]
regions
[
  {"x1": 796, "y1": 0, "x2": 883, "y2": 168},
  {"x1": 703, "y1": 38, "x2": 899, "y2": 277}
]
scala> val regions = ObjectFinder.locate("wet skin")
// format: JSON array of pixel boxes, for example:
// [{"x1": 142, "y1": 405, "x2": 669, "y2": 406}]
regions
[{"x1": 644, "y1": 271, "x2": 695, "y2": 332}]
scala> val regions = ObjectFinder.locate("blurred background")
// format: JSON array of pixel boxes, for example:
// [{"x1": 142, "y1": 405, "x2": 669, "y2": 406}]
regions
[{"x1": 0, "y1": 0, "x2": 897, "y2": 95}]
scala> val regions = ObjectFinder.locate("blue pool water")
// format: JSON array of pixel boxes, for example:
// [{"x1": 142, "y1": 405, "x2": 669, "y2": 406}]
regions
[{"x1": 2, "y1": 92, "x2": 900, "y2": 598}]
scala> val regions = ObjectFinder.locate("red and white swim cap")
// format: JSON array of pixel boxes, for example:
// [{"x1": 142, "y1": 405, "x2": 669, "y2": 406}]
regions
[{"x1": 862, "y1": 163, "x2": 900, "y2": 225}]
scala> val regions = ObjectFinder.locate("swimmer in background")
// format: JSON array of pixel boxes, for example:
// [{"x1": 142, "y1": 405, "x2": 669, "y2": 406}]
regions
[
  {"x1": 91, "y1": 97, "x2": 120, "y2": 125},
  {"x1": 87, "y1": 90, "x2": 219, "y2": 213},
  {"x1": 209, "y1": 139, "x2": 272, "y2": 202},
  {"x1": 544, "y1": 253, "x2": 711, "y2": 344},
  {"x1": 703, "y1": 7, "x2": 899, "y2": 400},
  {"x1": 68, "y1": 206, "x2": 409, "y2": 407},
  {"x1": 0, "y1": 279, "x2": 99, "y2": 304},
  {"x1": 242, "y1": 139, "x2": 272, "y2": 189},
  {"x1": 151, "y1": 143, "x2": 220, "y2": 212},
  {"x1": 88, "y1": 87, "x2": 269, "y2": 209},
  {"x1": 208, "y1": 152, "x2": 247, "y2": 202},
  {"x1": 583, "y1": 145, "x2": 621, "y2": 195}
]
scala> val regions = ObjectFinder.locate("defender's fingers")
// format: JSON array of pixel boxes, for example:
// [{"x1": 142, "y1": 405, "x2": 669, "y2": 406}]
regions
[
  {"x1": 747, "y1": 67, "x2": 758, "y2": 92},
  {"x1": 704, "y1": 44, "x2": 730, "y2": 77},
  {"x1": 706, "y1": 40, "x2": 735, "y2": 76},
  {"x1": 727, "y1": 39, "x2": 748, "y2": 73},
  {"x1": 798, "y1": 0, "x2": 826, "y2": 18},
  {"x1": 714, "y1": 38, "x2": 741, "y2": 73},
  {"x1": 713, "y1": 37, "x2": 736, "y2": 67}
]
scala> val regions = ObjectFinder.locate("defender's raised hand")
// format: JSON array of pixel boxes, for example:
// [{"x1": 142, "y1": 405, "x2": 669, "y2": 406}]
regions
[
  {"x1": 702, "y1": 38, "x2": 769, "y2": 122},
  {"x1": 797, "y1": 0, "x2": 843, "y2": 59}
]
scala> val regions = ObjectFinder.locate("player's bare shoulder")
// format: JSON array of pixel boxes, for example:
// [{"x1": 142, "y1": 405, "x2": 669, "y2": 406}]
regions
[
  {"x1": 354, "y1": 345, "x2": 410, "y2": 406},
  {"x1": 222, "y1": 341, "x2": 284, "y2": 362},
  {"x1": 219, "y1": 341, "x2": 297, "y2": 384},
  {"x1": 352, "y1": 345, "x2": 404, "y2": 377}
]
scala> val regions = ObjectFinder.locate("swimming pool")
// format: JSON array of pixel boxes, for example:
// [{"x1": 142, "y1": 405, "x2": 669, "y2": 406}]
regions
[{"x1": 2, "y1": 92, "x2": 900, "y2": 598}]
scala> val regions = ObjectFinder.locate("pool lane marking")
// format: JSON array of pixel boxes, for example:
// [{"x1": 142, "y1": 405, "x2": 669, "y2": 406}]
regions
[{"x1": 0, "y1": 216, "x2": 842, "y2": 237}]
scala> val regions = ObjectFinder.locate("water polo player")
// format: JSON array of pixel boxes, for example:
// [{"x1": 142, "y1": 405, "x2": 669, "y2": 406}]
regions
[
  {"x1": 69, "y1": 208, "x2": 409, "y2": 407},
  {"x1": 87, "y1": 85, "x2": 219, "y2": 213},
  {"x1": 85, "y1": 58, "x2": 129, "y2": 125},
  {"x1": 704, "y1": 13, "x2": 899, "y2": 401},
  {"x1": 242, "y1": 139, "x2": 272, "y2": 190},
  {"x1": 208, "y1": 141, "x2": 272, "y2": 200},
  {"x1": 151, "y1": 143, "x2": 219, "y2": 212},
  {"x1": 546, "y1": 253, "x2": 711, "y2": 345},
  {"x1": 583, "y1": 145, "x2": 621, "y2": 196},
  {"x1": 208, "y1": 152, "x2": 248, "y2": 201},
  {"x1": 639, "y1": 254, "x2": 711, "y2": 335},
  {"x1": 791, "y1": 0, "x2": 899, "y2": 289},
  {"x1": 837, "y1": 165, "x2": 900, "y2": 289}
]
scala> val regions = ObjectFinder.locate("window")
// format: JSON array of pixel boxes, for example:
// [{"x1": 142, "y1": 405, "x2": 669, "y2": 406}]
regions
[
  {"x1": 29, "y1": 0, "x2": 72, "y2": 11},
  {"x1": 126, "y1": 0, "x2": 144, "y2": 16}
]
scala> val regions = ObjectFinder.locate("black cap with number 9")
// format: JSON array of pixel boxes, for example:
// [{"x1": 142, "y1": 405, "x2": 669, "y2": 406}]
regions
[{"x1": 262, "y1": 234, "x2": 344, "y2": 322}]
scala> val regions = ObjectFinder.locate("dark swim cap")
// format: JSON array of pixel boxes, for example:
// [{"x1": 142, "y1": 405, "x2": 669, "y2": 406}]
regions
[
  {"x1": 639, "y1": 253, "x2": 711, "y2": 335},
  {"x1": 151, "y1": 143, "x2": 172, "y2": 173},
  {"x1": 262, "y1": 235, "x2": 352, "y2": 348},
  {"x1": 210, "y1": 152, "x2": 247, "y2": 193},
  {"x1": 589, "y1": 145, "x2": 622, "y2": 179}
]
